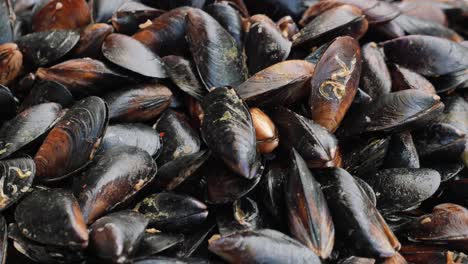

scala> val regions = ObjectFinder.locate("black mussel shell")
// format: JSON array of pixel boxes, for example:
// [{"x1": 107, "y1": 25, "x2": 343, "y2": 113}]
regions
[
  {"x1": 414, "y1": 123, "x2": 466, "y2": 161},
  {"x1": 338, "y1": 256, "x2": 375, "y2": 264},
  {"x1": 133, "y1": 256, "x2": 210, "y2": 264},
  {"x1": 354, "y1": 176, "x2": 377, "y2": 207},
  {"x1": 90, "y1": 210, "x2": 148, "y2": 263},
  {"x1": 381, "y1": 35, "x2": 468, "y2": 77},
  {"x1": 205, "y1": 1, "x2": 244, "y2": 49},
  {"x1": 141, "y1": 0, "x2": 205, "y2": 9},
  {"x1": 393, "y1": 14, "x2": 462, "y2": 42},
  {"x1": 0, "y1": 85, "x2": 17, "y2": 123},
  {"x1": 271, "y1": 106, "x2": 339, "y2": 168},
  {"x1": 104, "y1": 83, "x2": 172, "y2": 122},
  {"x1": 429, "y1": 69, "x2": 468, "y2": 93},
  {"x1": 259, "y1": 163, "x2": 286, "y2": 222},
  {"x1": 286, "y1": 149, "x2": 334, "y2": 258},
  {"x1": 216, "y1": 197, "x2": 262, "y2": 236},
  {"x1": 72, "y1": 23, "x2": 114, "y2": 59},
  {"x1": 19, "y1": 81, "x2": 73, "y2": 111},
  {"x1": 201, "y1": 87, "x2": 259, "y2": 179},
  {"x1": 293, "y1": 5, "x2": 368, "y2": 49},
  {"x1": 341, "y1": 136, "x2": 390, "y2": 177},
  {"x1": 244, "y1": 0, "x2": 308, "y2": 21},
  {"x1": 360, "y1": 42, "x2": 391, "y2": 99},
  {"x1": 0, "y1": 0, "x2": 14, "y2": 44},
  {"x1": 319, "y1": 168, "x2": 400, "y2": 258},
  {"x1": 36, "y1": 58, "x2": 132, "y2": 96},
  {"x1": 235, "y1": 60, "x2": 315, "y2": 107},
  {"x1": 162, "y1": 55, "x2": 206, "y2": 101},
  {"x1": 362, "y1": 168, "x2": 441, "y2": 214},
  {"x1": 92, "y1": 0, "x2": 131, "y2": 23},
  {"x1": 111, "y1": 2, "x2": 164, "y2": 35},
  {"x1": 14, "y1": 188, "x2": 88, "y2": 248},
  {"x1": 0, "y1": 216, "x2": 5, "y2": 264},
  {"x1": 0, "y1": 156, "x2": 35, "y2": 211},
  {"x1": 155, "y1": 109, "x2": 201, "y2": 166},
  {"x1": 304, "y1": 41, "x2": 330, "y2": 65},
  {"x1": 16, "y1": 30, "x2": 80, "y2": 67},
  {"x1": 156, "y1": 150, "x2": 210, "y2": 191},
  {"x1": 135, "y1": 192, "x2": 208, "y2": 232},
  {"x1": 0, "y1": 42, "x2": 23, "y2": 86},
  {"x1": 0, "y1": 102, "x2": 62, "y2": 160},
  {"x1": 102, "y1": 33, "x2": 167, "y2": 78},
  {"x1": 74, "y1": 145, "x2": 157, "y2": 224},
  {"x1": 208, "y1": 229, "x2": 322, "y2": 263},
  {"x1": 423, "y1": 160, "x2": 465, "y2": 182},
  {"x1": 172, "y1": 220, "x2": 217, "y2": 259},
  {"x1": 34, "y1": 96, "x2": 108, "y2": 181},
  {"x1": 136, "y1": 231, "x2": 184, "y2": 258},
  {"x1": 101, "y1": 123, "x2": 161, "y2": 157},
  {"x1": 383, "y1": 132, "x2": 420, "y2": 169},
  {"x1": 389, "y1": 64, "x2": 437, "y2": 95},
  {"x1": 186, "y1": 9, "x2": 248, "y2": 89}
]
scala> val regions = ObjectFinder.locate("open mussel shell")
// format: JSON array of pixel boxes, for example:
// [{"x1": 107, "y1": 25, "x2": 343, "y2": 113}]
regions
[
  {"x1": 136, "y1": 231, "x2": 184, "y2": 258},
  {"x1": 381, "y1": 35, "x2": 468, "y2": 77},
  {"x1": 318, "y1": 168, "x2": 400, "y2": 258},
  {"x1": 341, "y1": 136, "x2": 390, "y2": 176},
  {"x1": 362, "y1": 168, "x2": 441, "y2": 214},
  {"x1": 102, "y1": 33, "x2": 167, "y2": 78},
  {"x1": 104, "y1": 83, "x2": 172, "y2": 122},
  {"x1": 392, "y1": 14, "x2": 462, "y2": 42},
  {"x1": 0, "y1": 85, "x2": 17, "y2": 123},
  {"x1": 235, "y1": 60, "x2": 315, "y2": 107},
  {"x1": 271, "y1": 106, "x2": 339, "y2": 168},
  {"x1": 135, "y1": 192, "x2": 208, "y2": 232},
  {"x1": 72, "y1": 23, "x2": 114, "y2": 59},
  {"x1": 406, "y1": 203, "x2": 468, "y2": 245},
  {"x1": 216, "y1": 197, "x2": 263, "y2": 236},
  {"x1": 0, "y1": 43, "x2": 23, "y2": 86},
  {"x1": 293, "y1": 5, "x2": 368, "y2": 49},
  {"x1": 208, "y1": 229, "x2": 322, "y2": 263},
  {"x1": 31, "y1": 0, "x2": 91, "y2": 32},
  {"x1": 245, "y1": 16, "x2": 291, "y2": 75},
  {"x1": 308, "y1": 36, "x2": 362, "y2": 132},
  {"x1": 14, "y1": 188, "x2": 88, "y2": 248},
  {"x1": 156, "y1": 150, "x2": 210, "y2": 191},
  {"x1": 0, "y1": 0, "x2": 14, "y2": 44},
  {"x1": 155, "y1": 109, "x2": 201, "y2": 166},
  {"x1": 383, "y1": 132, "x2": 420, "y2": 169},
  {"x1": 389, "y1": 64, "x2": 437, "y2": 95},
  {"x1": 74, "y1": 145, "x2": 157, "y2": 224},
  {"x1": 36, "y1": 58, "x2": 132, "y2": 96},
  {"x1": 90, "y1": 210, "x2": 148, "y2": 263},
  {"x1": 34, "y1": 96, "x2": 108, "y2": 181},
  {"x1": 286, "y1": 149, "x2": 334, "y2": 258},
  {"x1": 19, "y1": 81, "x2": 73, "y2": 111},
  {"x1": 205, "y1": 1, "x2": 244, "y2": 49},
  {"x1": 186, "y1": 9, "x2": 247, "y2": 89},
  {"x1": 0, "y1": 102, "x2": 62, "y2": 160},
  {"x1": 0, "y1": 157, "x2": 35, "y2": 211},
  {"x1": 16, "y1": 30, "x2": 80, "y2": 67},
  {"x1": 201, "y1": 87, "x2": 259, "y2": 179},
  {"x1": 111, "y1": 2, "x2": 164, "y2": 35},
  {"x1": 360, "y1": 42, "x2": 391, "y2": 99},
  {"x1": 101, "y1": 123, "x2": 161, "y2": 157}
]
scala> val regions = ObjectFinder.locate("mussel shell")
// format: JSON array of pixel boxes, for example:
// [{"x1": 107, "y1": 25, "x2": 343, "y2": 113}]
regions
[
  {"x1": 277, "y1": 16, "x2": 299, "y2": 41},
  {"x1": 243, "y1": 0, "x2": 309, "y2": 21},
  {"x1": 423, "y1": 160, "x2": 465, "y2": 182},
  {"x1": 259, "y1": 163, "x2": 286, "y2": 222},
  {"x1": 397, "y1": 1, "x2": 448, "y2": 26},
  {"x1": 36, "y1": 58, "x2": 132, "y2": 96},
  {"x1": 16, "y1": 30, "x2": 80, "y2": 67},
  {"x1": 389, "y1": 64, "x2": 437, "y2": 95},
  {"x1": 292, "y1": 5, "x2": 368, "y2": 49},
  {"x1": 341, "y1": 136, "x2": 390, "y2": 177},
  {"x1": 414, "y1": 123, "x2": 466, "y2": 160},
  {"x1": 201, "y1": 87, "x2": 259, "y2": 179},
  {"x1": 19, "y1": 81, "x2": 73, "y2": 111},
  {"x1": 235, "y1": 60, "x2": 315, "y2": 107},
  {"x1": 429, "y1": 69, "x2": 468, "y2": 93},
  {"x1": 250, "y1": 107, "x2": 279, "y2": 154},
  {"x1": 270, "y1": 106, "x2": 339, "y2": 168},
  {"x1": 208, "y1": 229, "x2": 322, "y2": 263},
  {"x1": 0, "y1": 216, "x2": 5, "y2": 264},
  {"x1": 186, "y1": 9, "x2": 248, "y2": 89},
  {"x1": 0, "y1": 0, "x2": 14, "y2": 44},
  {"x1": 14, "y1": 188, "x2": 88, "y2": 248},
  {"x1": 206, "y1": 3, "x2": 243, "y2": 49},
  {"x1": 74, "y1": 145, "x2": 157, "y2": 224},
  {"x1": 141, "y1": 0, "x2": 205, "y2": 9},
  {"x1": 286, "y1": 149, "x2": 335, "y2": 258},
  {"x1": 383, "y1": 132, "x2": 420, "y2": 169},
  {"x1": 0, "y1": 43, "x2": 23, "y2": 86},
  {"x1": 155, "y1": 109, "x2": 201, "y2": 166},
  {"x1": 362, "y1": 168, "x2": 441, "y2": 214},
  {"x1": 104, "y1": 83, "x2": 172, "y2": 122},
  {"x1": 0, "y1": 157, "x2": 35, "y2": 211},
  {"x1": 133, "y1": 256, "x2": 210, "y2": 264},
  {"x1": 162, "y1": 55, "x2": 206, "y2": 101},
  {"x1": 89, "y1": 210, "x2": 148, "y2": 263},
  {"x1": 92, "y1": 0, "x2": 131, "y2": 23},
  {"x1": 400, "y1": 244, "x2": 468, "y2": 264},
  {"x1": 100, "y1": 123, "x2": 161, "y2": 157},
  {"x1": 34, "y1": 96, "x2": 108, "y2": 181},
  {"x1": 360, "y1": 42, "x2": 391, "y2": 99},
  {"x1": 0, "y1": 103, "x2": 61, "y2": 160},
  {"x1": 308, "y1": 36, "x2": 362, "y2": 132},
  {"x1": 72, "y1": 23, "x2": 114, "y2": 58},
  {"x1": 135, "y1": 192, "x2": 208, "y2": 232},
  {"x1": 31, "y1": 0, "x2": 91, "y2": 32},
  {"x1": 393, "y1": 14, "x2": 462, "y2": 42},
  {"x1": 0, "y1": 85, "x2": 17, "y2": 123},
  {"x1": 102, "y1": 33, "x2": 167, "y2": 78},
  {"x1": 136, "y1": 232, "x2": 184, "y2": 258},
  {"x1": 338, "y1": 256, "x2": 375, "y2": 264},
  {"x1": 216, "y1": 197, "x2": 262, "y2": 236},
  {"x1": 381, "y1": 35, "x2": 468, "y2": 77},
  {"x1": 111, "y1": 2, "x2": 164, "y2": 35}
]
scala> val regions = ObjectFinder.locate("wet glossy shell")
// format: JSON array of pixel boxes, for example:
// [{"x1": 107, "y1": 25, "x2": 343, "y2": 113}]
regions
[
  {"x1": 72, "y1": 23, "x2": 114, "y2": 59},
  {"x1": 0, "y1": 157, "x2": 35, "y2": 211},
  {"x1": 32, "y1": 0, "x2": 91, "y2": 32},
  {"x1": 19, "y1": 81, "x2": 73, "y2": 111}
]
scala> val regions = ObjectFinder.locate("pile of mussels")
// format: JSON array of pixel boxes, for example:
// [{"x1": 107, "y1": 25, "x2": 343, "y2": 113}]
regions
[{"x1": 0, "y1": 0, "x2": 467, "y2": 263}]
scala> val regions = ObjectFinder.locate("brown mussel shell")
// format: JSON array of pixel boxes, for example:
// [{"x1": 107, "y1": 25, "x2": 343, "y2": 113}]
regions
[
  {"x1": 186, "y1": 9, "x2": 248, "y2": 89},
  {"x1": 72, "y1": 23, "x2": 114, "y2": 59},
  {"x1": 135, "y1": 192, "x2": 208, "y2": 232},
  {"x1": 34, "y1": 96, "x2": 108, "y2": 181},
  {"x1": 74, "y1": 145, "x2": 157, "y2": 224},
  {"x1": 0, "y1": 43, "x2": 23, "y2": 86},
  {"x1": 19, "y1": 80, "x2": 73, "y2": 111},
  {"x1": 111, "y1": 2, "x2": 164, "y2": 35},
  {"x1": 31, "y1": 0, "x2": 91, "y2": 32},
  {"x1": 14, "y1": 188, "x2": 88, "y2": 248},
  {"x1": 201, "y1": 87, "x2": 259, "y2": 179},
  {"x1": 286, "y1": 149, "x2": 335, "y2": 258},
  {"x1": 0, "y1": 156, "x2": 35, "y2": 211},
  {"x1": 400, "y1": 244, "x2": 468, "y2": 264},
  {"x1": 102, "y1": 33, "x2": 167, "y2": 78},
  {"x1": 383, "y1": 131, "x2": 420, "y2": 169},
  {"x1": 0, "y1": 102, "x2": 62, "y2": 160},
  {"x1": 235, "y1": 60, "x2": 315, "y2": 107},
  {"x1": 277, "y1": 16, "x2": 299, "y2": 41},
  {"x1": 360, "y1": 42, "x2": 391, "y2": 99},
  {"x1": 89, "y1": 210, "x2": 148, "y2": 263},
  {"x1": 308, "y1": 36, "x2": 362, "y2": 132},
  {"x1": 250, "y1": 107, "x2": 279, "y2": 154}
]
